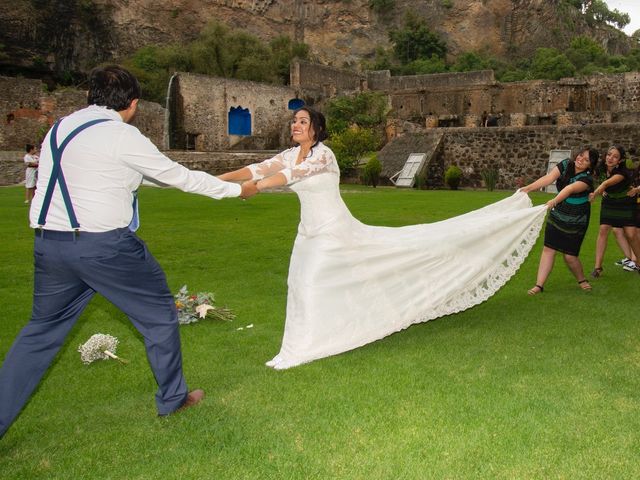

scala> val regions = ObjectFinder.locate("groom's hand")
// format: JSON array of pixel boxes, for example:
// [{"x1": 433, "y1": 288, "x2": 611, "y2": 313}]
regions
[{"x1": 240, "y1": 181, "x2": 259, "y2": 199}]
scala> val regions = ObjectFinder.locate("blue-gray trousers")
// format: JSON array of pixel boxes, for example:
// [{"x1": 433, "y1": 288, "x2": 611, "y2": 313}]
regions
[{"x1": 0, "y1": 228, "x2": 188, "y2": 438}]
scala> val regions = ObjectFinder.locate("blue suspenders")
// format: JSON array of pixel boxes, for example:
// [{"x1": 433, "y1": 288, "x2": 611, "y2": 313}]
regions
[{"x1": 37, "y1": 118, "x2": 111, "y2": 230}]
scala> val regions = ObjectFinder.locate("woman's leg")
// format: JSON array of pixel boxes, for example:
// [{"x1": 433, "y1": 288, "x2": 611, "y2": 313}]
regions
[
  {"x1": 593, "y1": 224, "x2": 611, "y2": 276},
  {"x1": 529, "y1": 246, "x2": 556, "y2": 294},
  {"x1": 623, "y1": 226, "x2": 640, "y2": 269},
  {"x1": 564, "y1": 253, "x2": 591, "y2": 290},
  {"x1": 613, "y1": 227, "x2": 633, "y2": 262}
]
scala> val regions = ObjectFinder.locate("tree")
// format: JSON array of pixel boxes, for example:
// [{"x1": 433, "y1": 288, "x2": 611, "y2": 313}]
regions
[
  {"x1": 326, "y1": 91, "x2": 388, "y2": 134},
  {"x1": 585, "y1": 0, "x2": 630, "y2": 30},
  {"x1": 269, "y1": 36, "x2": 310, "y2": 84},
  {"x1": 566, "y1": 36, "x2": 608, "y2": 71},
  {"x1": 389, "y1": 14, "x2": 447, "y2": 65},
  {"x1": 326, "y1": 126, "x2": 381, "y2": 173},
  {"x1": 398, "y1": 56, "x2": 447, "y2": 75},
  {"x1": 191, "y1": 23, "x2": 272, "y2": 80},
  {"x1": 123, "y1": 45, "x2": 189, "y2": 104},
  {"x1": 530, "y1": 48, "x2": 576, "y2": 80},
  {"x1": 452, "y1": 52, "x2": 487, "y2": 72},
  {"x1": 124, "y1": 21, "x2": 309, "y2": 103}
]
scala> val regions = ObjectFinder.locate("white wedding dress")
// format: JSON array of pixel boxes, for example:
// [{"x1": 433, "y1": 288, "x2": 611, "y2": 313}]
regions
[{"x1": 248, "y1": 143, "x2": 547, "y2": 369}]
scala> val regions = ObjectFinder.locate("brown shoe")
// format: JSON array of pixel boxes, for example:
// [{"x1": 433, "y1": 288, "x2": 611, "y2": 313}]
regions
[{"x1": 175, "y1": 389, "x2": 205, "y2": 413}]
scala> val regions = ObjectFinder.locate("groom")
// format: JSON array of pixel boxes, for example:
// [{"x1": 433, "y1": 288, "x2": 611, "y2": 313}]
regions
[{"x1": 0, "y1": 65, "x2": 258, "y2": 439}]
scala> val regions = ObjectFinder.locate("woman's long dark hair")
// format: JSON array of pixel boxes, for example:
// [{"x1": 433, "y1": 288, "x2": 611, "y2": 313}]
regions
[{"x1": 595, "y1": 145, "x2": 627, "y2": 178}]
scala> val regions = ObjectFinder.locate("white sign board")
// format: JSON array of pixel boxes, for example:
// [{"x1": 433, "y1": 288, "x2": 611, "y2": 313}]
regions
[
  {"x1": 544, "y1": 149, "x2": 571, "y2": 193},
  {"x1": 394, "y1": 153, "x2": 427, "y2": 187}
]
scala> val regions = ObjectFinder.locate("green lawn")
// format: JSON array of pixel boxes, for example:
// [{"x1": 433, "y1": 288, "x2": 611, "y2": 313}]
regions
[{"x1": 0, "y1": 185, "x2": 639, "y2": 479}]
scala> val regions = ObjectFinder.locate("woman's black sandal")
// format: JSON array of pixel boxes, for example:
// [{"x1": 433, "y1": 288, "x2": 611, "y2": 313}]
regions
[
  {"x1": 578, "y1": 279, "x2": 592, "y2": 291},
  {"x1": 590, "y1": 267, "x2": 603, "y2": 278},
  {"x1": 528, "y1": 285, "x2": 544, "y2": 295}
]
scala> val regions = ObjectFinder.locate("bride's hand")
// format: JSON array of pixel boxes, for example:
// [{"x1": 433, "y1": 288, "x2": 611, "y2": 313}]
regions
[{"x1": 240, "y1": 181, "x2": 259, "y2": 199}]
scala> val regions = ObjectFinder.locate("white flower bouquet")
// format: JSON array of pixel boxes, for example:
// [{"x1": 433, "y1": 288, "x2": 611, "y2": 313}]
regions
[
  {"x1": 174, "y1": 285, "x2": 235, "y2": 325},
  {"x1": 78, "y1": 333, "x2": 128, "y2": 364}
]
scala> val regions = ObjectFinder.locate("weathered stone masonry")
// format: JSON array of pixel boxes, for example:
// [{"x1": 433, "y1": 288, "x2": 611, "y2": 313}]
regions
[
  {"x1": 380, "y1": 124, "x2": 640, "y2": 190},
  {"x1": 3, "y1": 63, "x2": 640, "y2": 188}
]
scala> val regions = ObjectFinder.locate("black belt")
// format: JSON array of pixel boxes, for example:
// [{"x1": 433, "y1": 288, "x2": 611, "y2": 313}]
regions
[{"x1": 35, "y1": 227, "x2": 128, "y2": 241}]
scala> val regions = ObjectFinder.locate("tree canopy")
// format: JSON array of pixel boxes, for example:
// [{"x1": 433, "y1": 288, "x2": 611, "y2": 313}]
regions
[{"x1": 123, "y1": 21, "x2": 309, "y2": 103}]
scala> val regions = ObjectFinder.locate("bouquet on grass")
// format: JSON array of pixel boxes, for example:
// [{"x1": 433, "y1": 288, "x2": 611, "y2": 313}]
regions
[
  {"x1": 174, "y1": 285, "x2": 235, "y2": 325},
  {"x1": 78, "y1": 333, "x2": 128, "y2": 365}
]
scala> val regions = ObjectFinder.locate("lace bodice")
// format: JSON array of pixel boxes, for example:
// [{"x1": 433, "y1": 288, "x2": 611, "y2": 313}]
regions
[{"x1": 248, "y1": 143, "x2": 352, "y2": 236}]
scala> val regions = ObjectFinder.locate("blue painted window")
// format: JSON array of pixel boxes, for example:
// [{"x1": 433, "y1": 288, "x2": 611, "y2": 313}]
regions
[
  {"x1": 288, "y1": 98, "x2": 305, "y2": 110},
  {"x1": 228, "y1": 106, "x2": 251, "y2": 135}
]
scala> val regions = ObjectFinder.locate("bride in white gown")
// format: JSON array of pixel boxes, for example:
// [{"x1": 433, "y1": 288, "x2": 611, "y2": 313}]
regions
[{"x1": 219, "y1": 107, "x2": 547, "y2": 369}]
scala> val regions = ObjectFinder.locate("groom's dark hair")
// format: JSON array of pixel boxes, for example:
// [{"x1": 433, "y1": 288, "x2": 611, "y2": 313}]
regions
[{"x1": 87, "y1": 65, "x2": 141, "y2": 111}]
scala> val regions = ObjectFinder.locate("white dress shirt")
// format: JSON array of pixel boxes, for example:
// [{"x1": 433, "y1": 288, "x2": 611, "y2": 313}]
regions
[{"x1": 30, "y1": 105, "x2": 241, "y2": 232}]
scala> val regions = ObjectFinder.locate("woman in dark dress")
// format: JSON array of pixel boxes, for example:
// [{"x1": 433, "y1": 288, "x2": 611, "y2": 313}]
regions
[
  {"x1": 622, "y1": 161, "x2": 640, "y2": 271},
  {"x1": 589, "y1": 145, "x2": 640, "y2": 277},
  {"x1": 520, "y1": 146, "x2": 599, "y2": 294}
]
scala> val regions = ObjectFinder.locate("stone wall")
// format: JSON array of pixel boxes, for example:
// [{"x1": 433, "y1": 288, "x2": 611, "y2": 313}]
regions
[
  {"x1": 382, "y1": 123, "x2": 640, "y2": 190},
  {"x1": 170, "y1": 73, "x2": 296, "y2": 152},
  {"x1": 0, "y1": 149, "x2": 272, "y2": 186},
  {"x1": 0, "y1": 76, "x2": 165, "y2": 150},
  {"x1": 0, "y1": 150, "x2": 26, "y2": 186},
  {"x1": 0, "y1": 77, "x2": 87, "y2": 151},
  {"x1": 5, "y1": 124, "x2": 640, "y2": 191},
  {"x1": 291, "y1": 60, "x2": 364, "y2": 95},
  {"x1": 388, "y1": 71, "x2": 640, "y2": 124},
  {"x1": 392, "y1": 70, "x2": 495, "y2": 91},
  {"x1": 163, "y1": 150, "x2": 274, "y2": 174},
  {"x1": 133, "y1": 101, "x2": 166, "y2": 149}
]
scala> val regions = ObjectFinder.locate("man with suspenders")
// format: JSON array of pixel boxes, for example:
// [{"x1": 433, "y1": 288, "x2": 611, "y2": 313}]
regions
[{"x1": 0, "y1": 65, "x2": 258, "y2": 438}]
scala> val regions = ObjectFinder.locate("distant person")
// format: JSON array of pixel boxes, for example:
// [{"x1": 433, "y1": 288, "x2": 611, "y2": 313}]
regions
[
  {"x1": 620, "y1": 161, "x2": 640, "y2": 271},
  {"x1": 0, "y1": 65, "x2": 257, "y2": 439},
  {"x1": 23, "y1": 143, "x2": 39, "y2": 204},
  {"x1": 520, "y1": 146, "x2": 599, "y2": 294}
]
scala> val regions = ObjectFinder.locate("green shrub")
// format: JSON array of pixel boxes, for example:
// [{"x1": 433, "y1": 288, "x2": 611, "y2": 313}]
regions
[
  {"x1": 363, "y1": 154, "x2": 382, "y2": 187},
  {"x1": 444, "y1": 165, "x2": 462, "y2": 190},
  {"x1": 326, "y1": 92, "x2": 389, "y2": 135},
  {"x1": 327, "y1": 127, "x2": 381, "y2": 173},
  {"x1": 481, "y1": 167, "x2": 499, "y2": 191}
]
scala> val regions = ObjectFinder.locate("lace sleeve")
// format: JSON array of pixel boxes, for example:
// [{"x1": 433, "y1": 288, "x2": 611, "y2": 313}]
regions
[
  {"x1": 246, "y1": 153, "x2": 287, "y2": 180},
  {"x1": 281, "y1": 147, "x2": 336, "y2": 185}
]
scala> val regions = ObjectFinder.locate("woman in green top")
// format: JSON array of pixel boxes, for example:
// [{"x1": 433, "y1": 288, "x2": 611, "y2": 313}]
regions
[
  {"x1": 521, "y1": 146, "x2": 599, "y2": 295},
  {"x1": 589, "y1": 145, "x2": 640, "y2": 277}
]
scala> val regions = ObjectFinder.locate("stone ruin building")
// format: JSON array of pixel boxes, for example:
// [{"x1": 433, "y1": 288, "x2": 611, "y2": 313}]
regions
[{"x1": 2, "y1": 60, "x2": 640, "y2": 189}]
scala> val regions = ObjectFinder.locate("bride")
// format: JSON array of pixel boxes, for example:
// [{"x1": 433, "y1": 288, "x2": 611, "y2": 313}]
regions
[{"x1": 218, "y1": 107, "x2": 547, "y2": 369}]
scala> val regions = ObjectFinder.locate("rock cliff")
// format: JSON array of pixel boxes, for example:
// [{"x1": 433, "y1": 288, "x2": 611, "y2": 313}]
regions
[{"x1": 0, "y1": 0, "x2": 632, "y2": 79}]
